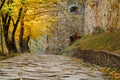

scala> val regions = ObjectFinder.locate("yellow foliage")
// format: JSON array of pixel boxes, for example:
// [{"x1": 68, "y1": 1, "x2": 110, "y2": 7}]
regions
[
  {"x1": 99, "y1": 67, "x2": 120, "y2": 80},
  {"x1": 88, "y1": 1, "x2": 96, "y2": 8},
  {"x1": 2, "y1": 0, "x2": 59, "y2": 41},
  {"x1": 21, "y1": 14, "x2": 57, "y2": 39}
]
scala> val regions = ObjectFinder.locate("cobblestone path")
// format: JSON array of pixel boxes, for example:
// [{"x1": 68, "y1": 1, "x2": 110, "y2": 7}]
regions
[{"x1": 0, "y1": 54, "x2": 106, "y2": 80}]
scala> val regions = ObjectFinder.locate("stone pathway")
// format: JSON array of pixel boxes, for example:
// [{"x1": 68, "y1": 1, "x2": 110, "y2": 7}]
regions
[{"x1": 0, "y1": 54, "x2": 106, "y2": 80}]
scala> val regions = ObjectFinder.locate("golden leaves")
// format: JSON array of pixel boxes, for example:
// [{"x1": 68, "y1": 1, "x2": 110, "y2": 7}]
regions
[
  {"x1": 99, "y1": 68, "x2": 120, "y2": 80},
  {"x1": 21, "y1": 14, "x2": 57, "y2": 39},
  {"x1": 2, "y1": 0, "x2": 59, "y2": 40},
  {"x1": 88, "y1": 2, "x2": 95, "y2": 8}
]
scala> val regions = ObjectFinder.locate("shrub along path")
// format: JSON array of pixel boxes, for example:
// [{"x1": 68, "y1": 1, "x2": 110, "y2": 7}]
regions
[{"x1": 0, "y1": 53, "x2": 107, "y2": 80}]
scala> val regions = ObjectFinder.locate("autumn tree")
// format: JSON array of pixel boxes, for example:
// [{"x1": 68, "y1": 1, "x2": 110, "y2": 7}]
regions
[
  {"x1": 0, "y1": 0, "x2": 61, "y2": 54},
  {"x1": 18, "y1": 0, "x2": 60, "y2": 53},
  {"x1": 1, "y1": 0, "x2": 23, "y2": 54},
  {"x1": 0, "y1": 0, "x2": 6, "y2": 55}
]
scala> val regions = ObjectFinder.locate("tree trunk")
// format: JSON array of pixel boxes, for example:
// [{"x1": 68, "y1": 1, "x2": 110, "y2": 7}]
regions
[
  {"x1": 19, "y1": 22, "x2": 24, "y2": 53},
  {"x1": 0, "y1": 0, "x2": 5, "y2": 54},
  {"x1": 2, "y1": 15, "x2": 17, "y2": 54},
  {"x1": 12, "y1": 8, "x2": 23, "y2": 46},
  {"x1": 0, "y1": 19, "x2": 4, "y2": 55},
  {"x1": 19, "y1": 24, "x2": 30, "y2": 53},
  {"x1": 19, "y1": 7, "x2": 28, "y2": 53},
  {"x1": 1, "y1": 0, "x2": 23, "y2": 54},
  {"x1": 10, "y1": 8, "x2": 23, "y2": 53},
  {"x1": 23, "y1": 36, "x2": 30, "y2": 52}
]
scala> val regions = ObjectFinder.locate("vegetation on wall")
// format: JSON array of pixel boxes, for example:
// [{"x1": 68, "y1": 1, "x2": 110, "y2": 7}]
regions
[{"x1": 63, "y1": 31, "x2": 120, "y2": 55}]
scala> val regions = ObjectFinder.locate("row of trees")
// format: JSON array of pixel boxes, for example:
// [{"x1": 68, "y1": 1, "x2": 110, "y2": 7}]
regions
[{"x1": 0, "y1": 0, "x2": 60, "y2": 55}]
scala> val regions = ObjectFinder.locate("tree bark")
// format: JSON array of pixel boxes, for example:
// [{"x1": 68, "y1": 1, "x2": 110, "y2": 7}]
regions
[
  {"x1": 25, "y1": 35, "x2": 30, "y2": 52},
  {"x1": 0, "y1": 20, "x2": 4, "y2": 55},
  {"x1": 2, "y1": 15, "x2": 17, "y2": 54},
  {"x1": 10, "y1": 8, "x2": 23, "y2": 53},
  {"x1": 21, "y1": 36, "x2": 30, "y2": 53},
  {"x1": 19, "y1": 22, "x2": 24, "y2": 53},
  {"x1": 1, "y1": 0, "x2": 20, "y2": 54},
  {"x1": 19, "y1": 21, "x2": 30, "y2": 53}
]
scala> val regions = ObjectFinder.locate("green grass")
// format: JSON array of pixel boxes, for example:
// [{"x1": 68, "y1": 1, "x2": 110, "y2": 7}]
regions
[{"x1": 63, "y1": 32, "x2": 120, "y2": 55}]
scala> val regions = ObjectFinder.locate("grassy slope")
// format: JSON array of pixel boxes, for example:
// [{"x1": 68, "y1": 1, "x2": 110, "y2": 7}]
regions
[{"x1": 63, "y1": 32, "x2": 120, "y2": 55}]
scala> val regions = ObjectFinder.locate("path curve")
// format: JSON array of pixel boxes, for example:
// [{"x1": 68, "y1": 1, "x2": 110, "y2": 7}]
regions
[{"x1": 0, "y1": 54, "x2": 106, "y2": 80}]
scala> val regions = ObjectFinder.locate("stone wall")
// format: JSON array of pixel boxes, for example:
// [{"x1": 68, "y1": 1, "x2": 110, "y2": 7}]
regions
[
  {"x1": 69, "y1": 48, "x2": 120, "y2": 67},
  {"x1": 46, "y1": 1, "x2": 84, "y2": 54},
  {"x1": 46, "y1": 0, "x2": 120, "y2": 53},
  {"x1": 84, "y1": 0, "x2": 120, "y2": 34}
]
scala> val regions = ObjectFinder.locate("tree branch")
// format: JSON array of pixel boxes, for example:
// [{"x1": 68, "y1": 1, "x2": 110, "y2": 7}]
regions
[
  {"x1": 0, "y1": 0, "x2": 5, "y2": 10},
  {"x1": 11, "y1": 17, "x2": 15, "y2": 25},
  {"x1": 12, "y1": 7, "x2": 23, "y2": 41}
]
